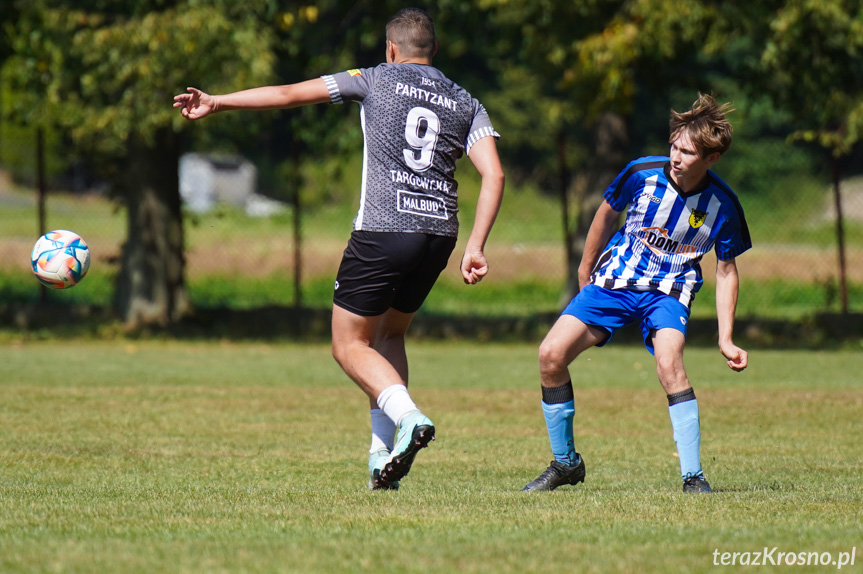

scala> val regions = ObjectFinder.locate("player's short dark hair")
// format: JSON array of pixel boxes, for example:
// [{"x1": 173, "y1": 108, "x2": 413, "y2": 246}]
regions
[
  {"x1": 669, "y1": 93, "x2": 735, "y2": 157},
  {"x1": 386, "y1": 8, "x2": 436, "y2": 59}
]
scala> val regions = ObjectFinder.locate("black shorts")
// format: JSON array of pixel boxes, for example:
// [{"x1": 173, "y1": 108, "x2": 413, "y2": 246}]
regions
[{"x1": 333, "y1": 231, "x2": 457, "y2": 317}]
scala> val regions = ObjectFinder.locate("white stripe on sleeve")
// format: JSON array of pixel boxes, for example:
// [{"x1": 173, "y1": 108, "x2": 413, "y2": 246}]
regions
[
  {"x1": 321, "y1": 75, "x2": 342, "y2": 105},
  {"x1": 466, "y1": 126, "x2": 500, "y2": 155}
]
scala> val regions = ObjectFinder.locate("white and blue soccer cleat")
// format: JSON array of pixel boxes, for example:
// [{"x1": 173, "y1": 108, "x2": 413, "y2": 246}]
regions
[{"x1": 379, "y1": 411, "x2": 435, "y2": 486}]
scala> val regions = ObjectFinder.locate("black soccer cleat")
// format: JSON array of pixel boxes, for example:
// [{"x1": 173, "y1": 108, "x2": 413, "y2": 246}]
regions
[
  {"x1": 683, "y1": 474, "x2": 713, "y2": 493},
  {"x1": 379, "y1": 413, "x2": 435, "y2": 485},
  {"x1": 522, "y1": 456, "x2": 586, "y2": 492},
  {"x1": 370, "y1": 468, "x2": 400, "y2": 491}
]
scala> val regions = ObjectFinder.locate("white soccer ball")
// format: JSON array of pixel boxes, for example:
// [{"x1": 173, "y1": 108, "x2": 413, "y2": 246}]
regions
[{"x1": 30, "y1": 230, "x2": 91, "y2": 289}]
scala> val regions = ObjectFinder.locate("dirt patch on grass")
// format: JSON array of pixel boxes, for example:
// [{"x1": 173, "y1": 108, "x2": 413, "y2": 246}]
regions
[
  {"x1": 2, "y1": 166, "x2": 860, "y2": 283},
  {"x1": 4, "y1": 235, "x2": 861, "y2": 283}
]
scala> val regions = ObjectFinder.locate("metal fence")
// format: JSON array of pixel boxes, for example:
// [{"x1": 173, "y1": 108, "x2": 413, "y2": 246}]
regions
[{"x1": 1, "y1": 132, "x2": 861, "y2": 324}]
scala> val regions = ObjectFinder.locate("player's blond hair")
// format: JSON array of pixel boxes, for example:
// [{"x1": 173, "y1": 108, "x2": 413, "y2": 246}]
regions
[
  {"x1": 386, "y1": 8, "x2": 436, "y2": 59},
  {"x1": 669, "y1": 93, "x2": 735, "y2": 157}
]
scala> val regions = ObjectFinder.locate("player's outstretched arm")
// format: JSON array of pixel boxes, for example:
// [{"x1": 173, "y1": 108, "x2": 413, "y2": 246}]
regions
[
  {"x1": 716, "y1": 257, "x2": 748, "y2": 371},
  {"x1": 461, "y1": 136, "x2": 505, "y2": 285},
  {"x1": 173, "y1": 79, "x2": 331, "y2": 120}
]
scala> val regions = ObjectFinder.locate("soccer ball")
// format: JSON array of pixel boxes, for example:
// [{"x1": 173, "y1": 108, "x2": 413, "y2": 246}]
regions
[{"x1": 30, "y1": 230, "x2": 91, "y2": 289}]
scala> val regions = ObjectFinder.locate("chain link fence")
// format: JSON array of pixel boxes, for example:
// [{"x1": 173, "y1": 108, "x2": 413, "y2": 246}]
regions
[{"x1": 1, "y1": 129, "x2": 861, "y2": 329}]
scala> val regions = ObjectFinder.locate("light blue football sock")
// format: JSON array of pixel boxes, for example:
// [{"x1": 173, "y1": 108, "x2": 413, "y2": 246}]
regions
[
  {"x1": 668, "y1": 388, "x2": 702, "y2": 479},
  {"x1": 541, "y1": 382, "x2": 577, "y2": 467}
]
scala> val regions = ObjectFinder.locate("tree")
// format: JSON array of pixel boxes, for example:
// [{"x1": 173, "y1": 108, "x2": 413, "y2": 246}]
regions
[
  {"x1": 752, "y1": 0, "x2": 863, "y2": 313},
  {"x1": 552, "y1": 0, "x2": 863, "y2": 314},
  {"x1": 6, "y1": 1, "x2": 275, "y2": 327},
  {"x1": 476, "y1": 0, "x2": 736, "y2": 300},
  {"x1": 440, "y1": 0, "x2": 632, "y2": 301}
]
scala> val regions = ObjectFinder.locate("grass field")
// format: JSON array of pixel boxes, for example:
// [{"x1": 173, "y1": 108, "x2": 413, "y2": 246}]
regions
[{"x1": 1, "y1": 340, "x2": 860, "y2": 573}]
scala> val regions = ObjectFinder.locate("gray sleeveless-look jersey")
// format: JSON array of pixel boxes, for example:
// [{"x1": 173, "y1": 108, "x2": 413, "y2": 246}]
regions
[{"x1": 322, "y1": 64, "x2": 499, "y2": 237}]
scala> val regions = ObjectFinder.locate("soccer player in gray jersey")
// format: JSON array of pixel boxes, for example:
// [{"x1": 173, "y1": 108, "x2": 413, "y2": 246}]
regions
[{"x1": 174, "y1": 8, "x2": 505, "y2": 490}]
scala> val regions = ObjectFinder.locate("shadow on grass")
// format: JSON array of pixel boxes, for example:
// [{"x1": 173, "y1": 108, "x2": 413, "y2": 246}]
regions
[{"x1": 1, "y1": 302, "x2": 862, "y2": 349}]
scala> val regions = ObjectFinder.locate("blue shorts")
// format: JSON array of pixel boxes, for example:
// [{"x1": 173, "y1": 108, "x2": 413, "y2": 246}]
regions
[{"x1": 562, "y1": 284, "x2": 690, "y2": 354}]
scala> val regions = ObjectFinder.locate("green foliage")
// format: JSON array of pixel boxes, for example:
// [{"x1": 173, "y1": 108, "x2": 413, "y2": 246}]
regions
[
  {"x1": 758, "y1": 0, "x2": 863, "y2": 155},
  {"x1": 4, "y1": 0, "x2": 860, "y2": 182},
  {"x1": 5, "y1": 2, "x2": 276, "y2": 155},
  {"x1": 718, "y1": 95, "x2": 823, "y2": 208},
  {"x1": 3, "y1": 0, "x2": 862, "y2": 322},
  {"x1": 4, "y1": 0, "x2": 858, "y2": 191},
  {"x1": 452, "y1": 1, "x2": 619, "y2": 186},
  {"x1": 0, "y1": 121, "x2": 69, "y2": 186}
]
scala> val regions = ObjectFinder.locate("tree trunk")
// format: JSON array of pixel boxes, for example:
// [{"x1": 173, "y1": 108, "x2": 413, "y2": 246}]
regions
[
  {"x1": 115, "y1": 128, "x2": 190, "y2": 328},
  {"x1": 830, "y1": 155, "x2": 849, "y2": 314},
  {"x1": 560, "y1": 112, "x2": 629, "y2": 304},
  {"x1": 557, "y1": 129, "x2": 573, "y2": 277},
  {"x1": 290, "y1": 142, "x2": 302, "y2": 310},
  {"x1": 36, "y1": 127, "x2": 47, "y2": 304}
]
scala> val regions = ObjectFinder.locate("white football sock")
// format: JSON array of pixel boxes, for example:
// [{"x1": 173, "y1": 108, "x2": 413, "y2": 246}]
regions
[
  {"x1": 376, "y1": 384, "x2": 418, "y2": 427},
  {"x1": 369, "y1": 408, "x2": 396, "y2": 454}
]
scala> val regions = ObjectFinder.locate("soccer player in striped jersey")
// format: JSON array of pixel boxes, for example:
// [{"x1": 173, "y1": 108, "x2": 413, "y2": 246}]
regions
[
  {"x1": 174, "y1": 8, "x2": 504, "y2": 491},
  {"x1": 522, "y1": 94, "x2": 750, "y2": 494}
]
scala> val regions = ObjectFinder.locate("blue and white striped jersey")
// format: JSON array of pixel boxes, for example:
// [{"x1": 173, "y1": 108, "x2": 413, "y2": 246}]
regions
[
  {"x1": 322, "y1": 63, "x2": 499, "y2": 237},
  {"x1": 590, "y1": 156, "x2": 751, "y2": 307}
]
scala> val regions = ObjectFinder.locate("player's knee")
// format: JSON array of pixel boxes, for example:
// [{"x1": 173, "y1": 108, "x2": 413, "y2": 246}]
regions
[
  {"x1": 655, "y1": 355, "x2": 687, "y2": 388},
  {"x1": 655, "y1": 359, "x2": 673, "y2": 382},
  {"x1": 331, "y1": 338, "x2": 350, "y2": 368},
  {"x1": 538, "y1": 340, "x2": 567, "y2": 375}
]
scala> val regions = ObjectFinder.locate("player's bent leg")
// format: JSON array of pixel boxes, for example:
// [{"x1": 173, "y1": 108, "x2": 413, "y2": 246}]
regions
[
  {"x1": 525, "y1": 315, "x2": 603, "y2": 492},
  {"x1": 652, "y1": 328, "x2": 710, "y2": 492},
  {"x1": 332, "y1": 306, "x2": 434, "y2": 489},
  {"x1": 652, "y1": 328, "x2": 690, "y2": 395},
  {"x1": 371, "y1": 308, "x2": 437, "y2": 487},
  {"x1": 364, "y1": 310, "x2": 414, "y2": 489},
  {"x1": 373, "y1": 308, "x2": 415, "y2": 385},
  {"x1": 331, "y1": 305, "x2": 406, "y2": 399}
]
